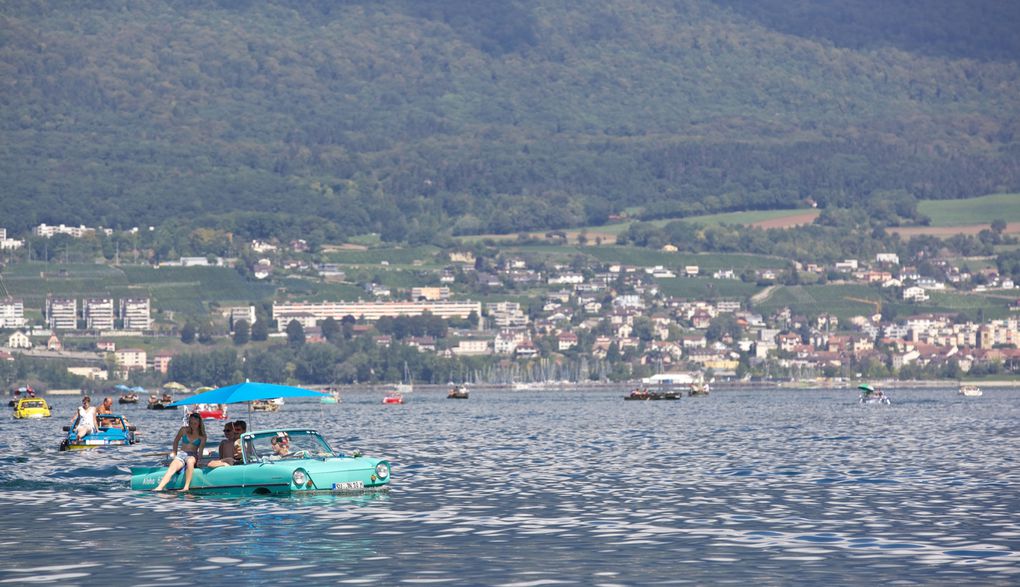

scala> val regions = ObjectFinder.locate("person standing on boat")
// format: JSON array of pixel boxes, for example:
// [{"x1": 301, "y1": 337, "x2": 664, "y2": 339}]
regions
[
  {"x1": 73, "y1": 396, "x2": 99, "y2": 442},
  {"x1": 154, "y1": 413, "x2": 206, "y2": 491}
]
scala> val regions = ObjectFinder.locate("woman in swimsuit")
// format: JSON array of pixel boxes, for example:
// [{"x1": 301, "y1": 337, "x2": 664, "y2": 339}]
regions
[{"x1": 154, "y1": 413, "x2": 207, "y2": 491}]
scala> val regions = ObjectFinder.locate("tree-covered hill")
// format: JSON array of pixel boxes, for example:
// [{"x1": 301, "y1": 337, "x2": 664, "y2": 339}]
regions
[{"x1": 2, "y1": 0, "x2": 1018, "y2": 243}]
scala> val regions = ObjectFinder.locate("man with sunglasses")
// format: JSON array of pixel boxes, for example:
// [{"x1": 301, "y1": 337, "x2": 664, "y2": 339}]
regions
[
  {"x1": 271, "y1": 431, "x2": 291, "y2": 457},
  {"x1": 207, "y1": 421, "x2": 239, "y2": 467}
]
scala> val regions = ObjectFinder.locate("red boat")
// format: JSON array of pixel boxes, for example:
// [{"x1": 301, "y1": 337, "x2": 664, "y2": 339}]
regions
[
  {"x1": 194, "y1": 403, "x2": 228, "y2": 420},
  {"x1": 382, "y1": 394, "x2": 404, "y2": 405}
]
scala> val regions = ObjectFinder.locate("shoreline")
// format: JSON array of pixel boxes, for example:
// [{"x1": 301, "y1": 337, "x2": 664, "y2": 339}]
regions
[{"x1": 31, "y1": 380, "x2": 1020, "y2": 397}]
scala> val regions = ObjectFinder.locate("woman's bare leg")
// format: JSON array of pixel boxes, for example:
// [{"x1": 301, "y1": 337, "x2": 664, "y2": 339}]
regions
[
  {"x1": 182, "y1": 456, "x2": 197, "y2": 491},
  {"x1": 153, "y1": 459, "x2": 184, "y2": 491}
]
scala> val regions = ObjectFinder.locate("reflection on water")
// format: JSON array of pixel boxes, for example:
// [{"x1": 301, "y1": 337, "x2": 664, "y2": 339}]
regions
[{"x1": 2, "y1": 387, "x2": 1019, "y2": 585}]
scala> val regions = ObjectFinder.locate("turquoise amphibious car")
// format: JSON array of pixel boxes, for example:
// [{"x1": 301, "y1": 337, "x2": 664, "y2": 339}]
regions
[{"x1": 130, "y1": 428, "x2": 391, "y2": 495}]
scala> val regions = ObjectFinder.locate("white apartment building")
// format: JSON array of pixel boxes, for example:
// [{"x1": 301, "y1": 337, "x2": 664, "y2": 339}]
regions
[
  {"x1": 903, "y1": 286, "x2": 929, "y2": 302},
  {"x1": 34, "y1": 223, "x2": 96, "y2": 238},
  {"x1": 0, "y1": 298, "x2": 26, "y2": 329},
  {"x1": 114, "y1": 348, "x2": 147, "y2": 372},
  {"x1": 224, "y1": 305, "x2": 257, "y2": 327},
  {"x1": 547, "y1": 273, "x2": 584, "y2": 285},
  {"x1": 119, "y1": 298, "x2": 152, "y2": 330},
  {"x1": 485, "y1": 301, "x2": 529, "y2": 328},
  {"x1": 494, "y1": 329, "x2": 529, "y2": 354},
  {"x1": 410, "y1": 287, "x2": 451, "y2": 301},
  {"x1": 0, "y1": 228, "x2": 23, "y2": 250},
  {"x1": 452, "y1": 339, "x2": 490, "y2": 356},
  {"x1": 83, "y1": 298, "x2": 115, "y2": 331},
  {"x1": 272, "y1": 300, "x2": 481, "y2": 331},
  {"x1": 46, "y1": 296, "x2": 77, "y2": 330}
]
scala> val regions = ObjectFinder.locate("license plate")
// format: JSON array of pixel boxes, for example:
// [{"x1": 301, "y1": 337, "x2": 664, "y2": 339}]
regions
[{"x1": 332, "y1": 481, "x2": 364, "y2": 491}]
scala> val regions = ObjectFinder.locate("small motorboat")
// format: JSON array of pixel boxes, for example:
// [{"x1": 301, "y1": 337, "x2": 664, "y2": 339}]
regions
[
  {"x1": 447, "y1": 384, "x2": 470, "y2": 399},
  {"x1": 147, "y1": 393, "x2": 177, "y2": 410},
  {"x1": 8, "y1": 386, "x2": 37, "y2": 407},
  {"x1": 688, "y1": 381, "x2": 710, "y2": 397},
  {"x1": 119, "y1": 393, "x2": 139, "y2": 404},
  {"x1": 194, "y1": 403, "x2": 228, "y2": 420},
  {"x1": 382, "y1": 393, "x2": 404, "y2": 405},
  {"x1": 320, "y1": 387, "x2": 342, "y2": 404},
  {"x1": 252, "y1": 398, "x2": 282, "y2": 412},
  {"x1": 13, "y1": 397, "x2": 51, "y2": 419},
  {"x1": 60, "y1": 413, "x2": 137, "y2": 451},
  {"x1": 959, "y1": 384, "x2": 983, "y2": 397},
  {"x1": 624, "y1": 388, "x2": 652, "y2": 400},
  {"x1": 858, "y1": 383, "x2": 891, "y2": 405}
]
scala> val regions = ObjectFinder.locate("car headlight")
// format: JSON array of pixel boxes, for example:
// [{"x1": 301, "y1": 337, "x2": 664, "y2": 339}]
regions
[
  {"x1": 292, "y1": 470, "x2": 307, "y2": 486},
  {"x1": 375, "y1": 462, "x2": 390, "y2": 479}
]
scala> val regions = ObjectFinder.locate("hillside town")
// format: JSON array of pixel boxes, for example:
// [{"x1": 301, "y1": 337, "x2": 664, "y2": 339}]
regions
[{"x1": 1, "y1": 222, "x2": 1019, "y2": 387}]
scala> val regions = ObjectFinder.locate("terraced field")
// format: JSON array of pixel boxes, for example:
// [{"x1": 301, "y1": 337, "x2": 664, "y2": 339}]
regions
[
  {"x1": 754, "y1": 284, "x2": 885, "y2": 320},
  {"x1": 658, "y1": 278, "x2": 762, "y2": 300},
  {"x1": 2, "y1": 263, "x2": 274, "y2": 316}
]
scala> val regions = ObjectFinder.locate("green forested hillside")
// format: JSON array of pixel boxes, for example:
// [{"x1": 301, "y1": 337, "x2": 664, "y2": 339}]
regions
[{"x1": 1, "y1": 0, "x2": 1018, "y2": 242}]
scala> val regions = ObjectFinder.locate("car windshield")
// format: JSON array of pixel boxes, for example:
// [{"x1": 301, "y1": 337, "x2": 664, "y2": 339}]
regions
[
  {"x1": 21, "y1": 400, "x2": 45, "y2": 408},
  {"x1": 98, "y1": 415, "x2": 124, "y2": 428},
  {"x1": 245, "y1": 430, "x2": 336, "y2": 462}
]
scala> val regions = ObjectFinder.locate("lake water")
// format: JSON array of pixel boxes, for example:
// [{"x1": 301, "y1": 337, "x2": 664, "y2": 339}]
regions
[{"x1": 2, "y1": 387, "x2": 1019, "y2": 586}]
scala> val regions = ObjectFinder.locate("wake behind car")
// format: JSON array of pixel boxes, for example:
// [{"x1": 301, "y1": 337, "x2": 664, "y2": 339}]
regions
[
  {"x1": 60, "y1": 413, "x2": 138, "y2": 451},
  {"x1": 130, "y1": 428, "x2": 391, "y2": 496}
]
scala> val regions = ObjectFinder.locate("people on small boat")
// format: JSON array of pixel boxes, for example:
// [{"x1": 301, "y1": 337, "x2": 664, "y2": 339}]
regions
[
  {"x1": 153, "y1": 413, "x2": 207, "y2": 491},
  {"x1": 73, "y1": 396, "x2": 99, "y2": 441}
]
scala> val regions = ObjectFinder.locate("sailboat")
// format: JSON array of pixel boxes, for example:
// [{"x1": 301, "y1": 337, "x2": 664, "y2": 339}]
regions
[{"x1": 395, "y1": 362, "x2": 413, "y2": 395}]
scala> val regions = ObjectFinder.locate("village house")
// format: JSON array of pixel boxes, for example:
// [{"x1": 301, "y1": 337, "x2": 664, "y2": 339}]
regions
[
  {"x1": 691, "y1": 310, "x2": 713, "y2": 329},
  {"x1": 556, "y1": 331, "x2": 578, "y2": 351},
  {"x1": 778, "y1": 332, "x2": 801, "y2": 353},
  {"x1": 454, "y1": 339, "x2": 491, "y2": 356},
  {"x1": 115, "y1": 348, "x2": 147, "y2": 373},
  {"x1": 67, "y1": 366, "x2": 108, "y2": 381},
  {"x1": 903, "y1": 286, "x2": 928, "y2": 302},
  {"x1": 494, "y1": 329, "x2": 528, "y2": 354},
  {"x1": 407, "y1": 336, "x2": 437, "y2": 352},
  {"x1": 513, "y1": 340, "x2": 538, "y2": 358},
  {"x1": 152, "y1": 351, "x2": 174, "y2": 374},
  {"x1": 681, "y1": 334, "x2": 707, "y2": 349},
  {"x1": 304, "y1": 326, "x2": 326, "y2": 344},
  {"x1": 7, "y1": 330, "x2": 31, "y2": 349}
]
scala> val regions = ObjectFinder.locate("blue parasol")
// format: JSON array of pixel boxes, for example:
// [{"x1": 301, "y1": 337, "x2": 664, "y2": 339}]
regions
[{"x1": 169, "y1": 382, "x2": 327, "y2": 407}]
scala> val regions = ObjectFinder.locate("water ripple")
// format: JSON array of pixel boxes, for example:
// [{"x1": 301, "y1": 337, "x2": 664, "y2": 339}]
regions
[{"x1": 1, "y1": 388, "x2": 1018, "y2": 584}]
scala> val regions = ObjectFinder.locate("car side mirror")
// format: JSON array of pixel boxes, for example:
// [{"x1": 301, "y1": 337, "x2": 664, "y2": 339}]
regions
[
  {"x1": 62, "y1": 426, "x2": 70, "y2": 432},
  {"x1": 128, "y1": 426, "x2": 137, "y2": 431}
]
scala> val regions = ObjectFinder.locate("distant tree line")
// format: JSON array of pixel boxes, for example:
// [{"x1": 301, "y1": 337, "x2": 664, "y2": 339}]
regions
[{"x1": 2, "y1": 1, "x2": 1018, "y2": 243}]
